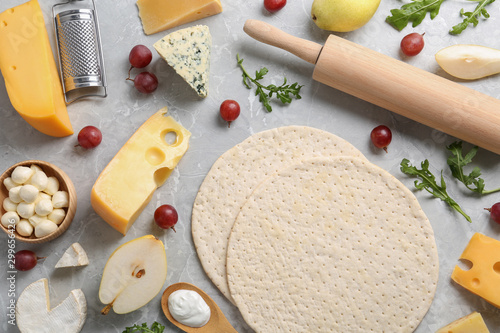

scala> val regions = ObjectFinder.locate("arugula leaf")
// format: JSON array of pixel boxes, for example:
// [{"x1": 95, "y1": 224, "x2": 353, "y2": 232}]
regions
[
  {"x1": 122, "y1": 322, "x2": 165, "y2": 333},
  {"x1": 400, "y1": 158, "x2": 471, "y2": 222},
  {"x1": 237, "y1": 54, "x2": 303, "y2": 112},
  {"x1": 450, "y1": 0, "x2": 495, "y2": 35},
  {"x1": 446, "y1": 141, "x2": 500, "y2": 194},
  {"x1": 386, "y1": 0, "x2": 445, "y2": 31}
]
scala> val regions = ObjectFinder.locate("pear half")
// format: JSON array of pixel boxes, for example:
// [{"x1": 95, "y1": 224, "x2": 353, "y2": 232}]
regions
[
  {"x1": 435, "y1": 44, "x2": 500, "y2": 80},
  {"x1": 99, "y1": 235, "x2": 167, "y2": 314}
]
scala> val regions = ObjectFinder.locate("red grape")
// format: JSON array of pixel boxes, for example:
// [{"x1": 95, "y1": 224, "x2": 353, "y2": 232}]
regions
[
  {"x1": 129, "y1": 45, "x2": 152, "y2": 68},
  {"x1": 15, "y1": 250, "x2": 42, "y2": 271},
  {"x1": 133, "y1": 72, "x2": 158, "y2": 94},
  {"x1": 264, "y1": 0, "x2": 286, "y2": 12},
  {"x1": 154, "y1": 204, "x2": 178, "y2": 231},
  {"x1": 371, "y1": 125, "x2": 392, "y2": 153},
  {"x1": 400, "y1": 33, "x2": 425, "y2": 57},
  {"x1": 220, "y1": 100, "x2": 240, "y2": 128},
  {"x1": 486, "y1": 202, "x2": 500, "y2": 224},
  {"x1": 77, "y1": 126, "x2": 102, "y2": 149}
]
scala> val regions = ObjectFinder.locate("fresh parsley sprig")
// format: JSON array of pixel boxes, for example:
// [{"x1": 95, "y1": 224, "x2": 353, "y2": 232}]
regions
[
  {"x1": 450, "y1": 0, "x2": 496, "y2": 35},
  {"x1": 446, "y1": 141, "x2": 500, "y2": 194},
  {"x1": 386, "y1": 0, "x2": 495, "y2": 35},
  {"x1": 122, "y1": 322, "x2": 165, "y2": 333},
  {"x1": 237, "y1": 54, "x2": 303, "y2": 112},
  {"x1": 400, "y1": 158, "x2": 471, "y2": 222}
]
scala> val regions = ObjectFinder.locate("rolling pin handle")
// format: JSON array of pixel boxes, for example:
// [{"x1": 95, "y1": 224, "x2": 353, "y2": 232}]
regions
[{"x1": 243, "y1": 19, "x2": 322, "y2": 65}]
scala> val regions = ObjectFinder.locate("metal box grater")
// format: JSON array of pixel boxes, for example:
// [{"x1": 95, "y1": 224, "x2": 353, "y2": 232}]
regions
[{"x1": 53, "y1": 0, "x2": 107, "y2": 104}]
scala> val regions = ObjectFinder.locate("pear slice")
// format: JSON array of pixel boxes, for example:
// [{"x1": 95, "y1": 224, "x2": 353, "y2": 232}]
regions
[
  {"x1": 435, "y1": 44, "x2": 500, "y2": 80},
  {"x1": 16, "y1": 278, "x2": 87, "y2": 333},
  {"x1": 99, "y1": 235, "x2": 167, "y2": 314}
]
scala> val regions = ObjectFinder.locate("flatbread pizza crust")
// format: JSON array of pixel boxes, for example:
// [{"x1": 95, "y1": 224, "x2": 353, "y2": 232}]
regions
[
  {"x1": 226, "y1": 156, "x2": 439, "y2": 333},
  {"x1": 191, "y1": 126, "x2": 366, "y2": 304}
]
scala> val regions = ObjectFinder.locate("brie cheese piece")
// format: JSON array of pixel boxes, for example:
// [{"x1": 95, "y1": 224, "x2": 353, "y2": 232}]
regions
[
  {"x1": 16, "y1": 278, "x2": 87, "y2": 333},
  {"x1": 154, "y1": 25, "x2": 212, "y2": 98},
  {"x1": 55, "y1": 243, "x2": 89, "y2": 268}
]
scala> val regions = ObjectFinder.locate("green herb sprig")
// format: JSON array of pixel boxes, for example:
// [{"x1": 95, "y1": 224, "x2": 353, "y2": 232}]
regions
[
  {"x1": 400, "y1": 158, "x2": 471, "y2": 222},
  {"x1": 237, "y1": 54, "x2": 303, "y2": 112},
  {"x1": 446, "y1": 141, "x2": 500, "y2": 194},
  {"x1": 386, "y1": 0, "x2": 445, "y2": 31},
  {"x1": 122, "y1": 322, "x2": 165, "y2": 333},
  {"x1": 386, "y1": 0, "x2": 495, "y2": 35},
  {"x1": 450, "y1": 0, "x2": 496, "y2": 35}
]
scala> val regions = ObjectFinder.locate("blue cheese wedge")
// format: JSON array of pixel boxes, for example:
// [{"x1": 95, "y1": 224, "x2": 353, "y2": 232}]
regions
[{"x1": 154, "y1": 25, "x2": 211, "y2": 98}]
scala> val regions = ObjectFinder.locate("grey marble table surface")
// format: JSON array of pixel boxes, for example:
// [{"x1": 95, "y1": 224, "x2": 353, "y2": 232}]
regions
[{"x1": 1, "y1": 0, "x2": 500, "y2": 332}]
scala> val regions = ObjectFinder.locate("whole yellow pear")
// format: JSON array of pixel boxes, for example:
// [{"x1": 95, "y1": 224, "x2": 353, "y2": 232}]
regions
[{"x1": 311, "y1": 0, "x2": 381, "y2": 32}]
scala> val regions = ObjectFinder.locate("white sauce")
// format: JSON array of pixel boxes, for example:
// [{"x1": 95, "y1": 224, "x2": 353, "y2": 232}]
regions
[{"x1": 168, "y1": 289, "x2": 211, "y2": 328}]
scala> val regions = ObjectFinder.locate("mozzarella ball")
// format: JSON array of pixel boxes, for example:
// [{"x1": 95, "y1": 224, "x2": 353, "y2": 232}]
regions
[
  {"x1": 11, "y1": 166, "x2": 34, "y2": 184},
  {"x1": 35, "y1": 199, "x2": 53, "y2": 216},
  {"x1": 17, "y1": 202, "x2": 35, "y2": 219},
  {"x1": 1, "y1": 211, "x2": 20, "y2": 228},
  {"x1": 28, "y1": 171, "x2": 48, "y2": 191},
  {"x1": 28, "y1": 214, "x2": 46, "y2": 227},
  {"x1": 48, "y1": 208, "x2": 66, "y2": 225},
  {"x1": 34, "y1": 220, "x2": 58, "y2": 238},
  {"x1": 52, "y1": 191, "x2": 69, "y2": 208},
  {"x1": 8, "y1": 186, "x2": 22, "y2": 203},
  {"x1": 3, "y1": 177, "x2": 17, "y2": 191},
  {"x1": 30, "y1": 164, "x2": 43, "y2": 173},
  {"x1": 19, "y1": 185, "x2": 39, "y2": 204},
  {"x1": 16, "y1": 220, "x2": 33, "y2": 237},
  {"x1": 3, "y1": 197, "x2": 18, "y2": 212},
  {"x1": 35, "y1": 192, "x2": 51, "y2": 204},
  {"x1": 43, "y1": 177, "x2": 59, "y2": 195}
]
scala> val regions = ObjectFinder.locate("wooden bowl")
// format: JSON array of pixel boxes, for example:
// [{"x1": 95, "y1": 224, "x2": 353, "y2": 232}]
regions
[{"x1": 0, "y1": 160, "x2": 77, "y2": 243}]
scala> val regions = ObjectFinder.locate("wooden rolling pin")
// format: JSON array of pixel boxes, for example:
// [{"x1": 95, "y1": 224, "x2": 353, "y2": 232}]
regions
[{"x1": 243, "y1": 19, "x2": 500, "y2": 155}]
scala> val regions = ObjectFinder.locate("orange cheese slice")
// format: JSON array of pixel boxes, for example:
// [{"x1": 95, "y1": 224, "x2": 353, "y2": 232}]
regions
[
  {"x1": 451, "y1": 233, "x2": 500, "y2": 308},
  {"x1": 0, "y1": 0, "x2": 73, "y2": 137},
  {"x1": 436, "y1": 312, "x2": 490, "y2": 333},
  {"x1": 91, "y1": 108, "x2": 190, "y2": 235},
  {"x1": 136, "y1": 0, "x2": 222, "y2": 35}
]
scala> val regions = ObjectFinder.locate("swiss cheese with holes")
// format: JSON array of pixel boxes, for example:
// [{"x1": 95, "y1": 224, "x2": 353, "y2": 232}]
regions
[
  {"x1": 451, "y1": 233, "x2": 500, "y2": 308},
  {"x1": 91, "y1": 108, "x2": 190, "y2": 235},
  {"x1": 226, "y1": 156, "x2": 439, "y2": 332}
]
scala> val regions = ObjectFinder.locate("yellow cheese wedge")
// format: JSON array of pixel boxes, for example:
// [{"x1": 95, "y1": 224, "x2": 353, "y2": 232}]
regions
[
  {"x1": 0, "y1": 0, "x2": 73, "y2": 137},
  {"x1": 136, "y1": 0, "x2": 222, "y2": 35},
  {"x1": 91, "y1": 108, "x2": 190, "y2": 235},
  {"x1": 451, "y1": 233, "x2": 500, "y2": 308},
  {"x1": 436, "y1": 312, "x2": 490, "y2": 333}
]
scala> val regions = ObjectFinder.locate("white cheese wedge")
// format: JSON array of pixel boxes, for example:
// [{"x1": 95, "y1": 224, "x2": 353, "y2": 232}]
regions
[
  {"x1": 16, "y1": 278, "x2": 87, "y2": 333},
  {"x1": 154, "y1": 25, "x2": 212, "y2": 98},
  {"x1": 55, "y1": 243, "x2": 89, "y2": 268}
]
